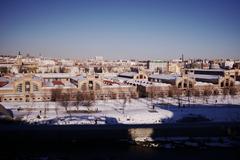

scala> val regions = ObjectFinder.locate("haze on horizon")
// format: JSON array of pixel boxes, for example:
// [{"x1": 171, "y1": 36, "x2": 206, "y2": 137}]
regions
[{"x1": 0, "y1": 0, "x2": 240, "y2": 60}]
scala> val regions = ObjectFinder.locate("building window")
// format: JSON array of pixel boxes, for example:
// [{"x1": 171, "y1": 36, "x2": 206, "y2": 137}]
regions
[
  {"x1": 184, "y1": 83, "x2": 187, "y2": 88},
  {"x1": 221, "y1": 82, "x2": 224, "y2": 87},
  {"x1": 95, "y1": 83, "x2": 101, "y2": 90},
  {"x1": 25, "y1": 81, "x2": 31, "y2": 92},
  {"x1": 178, "y1": 83, "x2": 182, "y2": 88},
  {"x1": 81, "y1": 83, "x2": 87, "y2": 91},
  {"x1": 189, "y1": 82, "x2": 193, "y2": 88},
  {"x1": 89, "y1": 81, "x2": 93, "y2": 90},
  {"x1": 17, "y1": 83, "x2": 23, "y2": 92},
  {"x1": 33, "y1": 83, "x2": 39, "y2": 92}
]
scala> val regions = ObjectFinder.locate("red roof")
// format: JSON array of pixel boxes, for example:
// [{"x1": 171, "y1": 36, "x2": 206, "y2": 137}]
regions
[
  {"x1": 0, "y1": 81, "x2": 8, "y2": 87},
  {"x1": 52, "y1": 80, "x2": 64, "y2": 86},
  {"x1": 103, "y1": 80, "x2": 120, "y2": 85}
]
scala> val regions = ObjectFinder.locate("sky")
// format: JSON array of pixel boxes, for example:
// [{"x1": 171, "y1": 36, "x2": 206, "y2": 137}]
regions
[{"x1": 0, "y1": 0, "x2": 240, "y2": 60}]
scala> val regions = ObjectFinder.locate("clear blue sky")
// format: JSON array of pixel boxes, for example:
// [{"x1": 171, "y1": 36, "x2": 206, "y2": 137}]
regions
[{"x1": 0, "y1": 0, "x2": 240, "y2": 60}]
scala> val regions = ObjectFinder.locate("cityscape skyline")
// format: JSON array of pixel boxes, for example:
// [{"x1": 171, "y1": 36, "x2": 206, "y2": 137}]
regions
[
  {"x1": 1, "y1": 0, "x2": 240, "y2": 153},
  {"x1": 1, "y1": 0, "x2": 240, "y2": 59}
]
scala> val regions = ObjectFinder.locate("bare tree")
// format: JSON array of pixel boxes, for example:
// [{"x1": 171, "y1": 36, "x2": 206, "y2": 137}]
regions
[
  {"x1": 229, "y1": 86, "x2": 237, "y2": 103},
  {"x1": 202, "y1": 86, "x2": 212, "y2": 104},
  {"x1": 73, "y1": 91, "x2": 84, "y2": 111},
  {"x1": 192, "y1": 89, "x2": 200, "y2": 104},
  {"x1": 229, "y1": 86, "x2": 237, "y2": 97},
  {"x1": 26, "y1": 102, "x2": 34, "y2": 119},
  {"x1": 111, "y1": 91, "x2": 117, "y2": 100},
  {"x1": 51, "y1": 88, "x2": 62, "y2": 118},
  {"x1": 148, "y1": 85, "x2": 156, "y2": 109},
  {"x1": 174, "y1": 87, "x2": 182, "y2": 108},
  {"x1": 51, "y1": 88, "x2": 62, "y2": 101},
  {"x1": 167, "y1": 87, "x2": 175, "y2": 105},
  {"x1": 193, "y1": 89, "x2": 200, "y2": 97},
  {"x1": 213, "y1": 89, "x2": 219, "y2": 96},
  {"x1": 122, "y1": 94, "x2": 127, "y2": 114},
  {"x1": 213, "y1": 89, "x2": 219, "y2": 104},
  {"x1": 82, "y1": 91, "x2": 95, "y2": 111},
  {"x1": 159, "y1": 90, "x2": 165, "y2": 103},
  {"x1": 222, "y1": 87, "x2": 229, "y2": 101},
  {"x1": 168, "y1": 87, "x2": 174, "y2": 97},
  {"x1": 128, "y1": 94, "x2": 132, "y2": 103},
  {"x1": 43, "y1": 93, "x2": 49, "y2": 118},
  {"x1": 186, "y1": 89, "x2": 193, "y2": 106},
  {"x1": 60, "y1": 93, "x2": 70, "y2": 113},
  {"x1": 128, "y1": 88, "x2": 136, "y2": 103},
  {"x1": 43, "y1": 101, "x2": 49, "y2": 118},
  {"x1": 130, "y1": 91, "x2": 137, "y2": 99},
  {"x1": 168, "y1": 85, "x2": 182, "y2": 107}
]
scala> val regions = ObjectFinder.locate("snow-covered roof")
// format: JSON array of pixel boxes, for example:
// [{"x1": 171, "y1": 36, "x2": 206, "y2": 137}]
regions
[
  {"x1": 118, "y1": 72, "x2": 138, "y2": 78},
  {"x1": 195, "y1": 82, "x2": 214, "y2": 86},
  {"x1": 71, "y1": 75, "x2": 85, "y2": 81},
  {"x1": 32, "y1": 76, "x2": 43, "y2": 81},
  {"x1": 102, "y1": 84, "x2": 133, "y2": 88},
  {"x1": 43, "y1": 80, "x2": 77, "y2": 88},
  {"x1": 35, "y1": 73, "x2": 75, "y2": 78},
  {"x1": 152, "y1": 82, "x2": 171, "y2": 87},
  {"x1": 190, "y1": 74, "x2": 220, "y2": 80},
  {"x1": 116, "y1": 77, "x2": 132, "y2": 82},
  {"x1": 102, "y1": 73, "x2": 118, "y2": 79},
  {"x1": 0, "y1": 82, "x2": 13, "y2": 90},
  {"x1": 187, "y1": 68, "x2": 225, "y2": 72},
  {"x1": 235, "y1": 81, "x2": 240, "y2": 85},
  {"x1": 149, "y1": 74, "x2": 179, "y2": 80},
  {"x1": 127, "y1": 79, "x2": 148, "y2": 83},
  {"x1": 126, "y1": 79, "x2": 170, "y2": 87},
  {"x1": 126, "y1": 79, "x2": 151, "y2": 85},
  {"x1": 0, "y1": 77, "x2": 9, "y2": 82}
]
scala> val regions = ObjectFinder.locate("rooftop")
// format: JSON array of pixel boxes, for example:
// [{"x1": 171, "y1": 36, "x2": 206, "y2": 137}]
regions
[
  {"x1": 52, "y1": 80, "x2": 64, "y2": 86},
  {"x1": 35, "y1": 73, "x2": 75, "y2": 78},
  {"x1": 118, "y1": 72, "x2": 138, "y2": 78},
  {"x1": 71, "y1": 75, "x2": 85, "y2": 82},
  {"x1": 149, "y1": 74, "x2": 180, "y2": 80},
  {"x1": 189, "y1": 74, "x2": 220, "y2": 80}
]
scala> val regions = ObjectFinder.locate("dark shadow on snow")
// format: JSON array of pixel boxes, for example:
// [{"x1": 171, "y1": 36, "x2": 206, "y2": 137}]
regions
[{"x1": 39, "y1": 115, "x2": 119, "y2": 125}]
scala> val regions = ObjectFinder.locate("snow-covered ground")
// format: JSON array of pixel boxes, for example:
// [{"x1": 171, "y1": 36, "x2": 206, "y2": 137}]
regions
[{"x1": 1, "y1": 95, "x2": 240, "y2": 125}]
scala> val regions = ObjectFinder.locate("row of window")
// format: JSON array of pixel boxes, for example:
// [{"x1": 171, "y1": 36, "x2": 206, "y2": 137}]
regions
[
  {"x1": 3, "y1": 98, "x2": 23, "y2": 101},
  {"x1": 2, "y1": 97, "x2": 51, "y2": 101},
  {"x1": 136, "y1": 75, "x2": 147, "y2": 79},
  {"x1": 220, "y1": 80, "x2": 234, "y2": 87},
  {"x1": 16, "y1": 83, "x2": 39, "y2": 93},
  {"x1": 32, "y1": 97, "x2": 51, "y2": 100},
  {"x1": 80, "y1": 82, "x2": 101, "y2": 91},
  {"x1": 177, "y1": 82, "x2": 193, "y2": 88}
]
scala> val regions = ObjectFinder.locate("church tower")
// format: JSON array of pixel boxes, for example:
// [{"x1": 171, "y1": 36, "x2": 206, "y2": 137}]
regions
[{"x1": 16, "y1": 51, "x2": 23, "y2": 66}]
